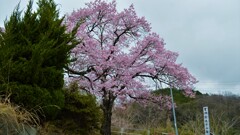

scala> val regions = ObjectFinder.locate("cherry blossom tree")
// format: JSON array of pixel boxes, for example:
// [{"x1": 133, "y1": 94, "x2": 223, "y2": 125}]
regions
[{"x1": 65, "y1": 0, "x2": 197, "y2": 134}]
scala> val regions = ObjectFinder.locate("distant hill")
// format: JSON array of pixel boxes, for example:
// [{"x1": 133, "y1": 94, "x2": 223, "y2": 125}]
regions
[{"x1": 153, "y1": 88, "x2": 202, "y2": 104}]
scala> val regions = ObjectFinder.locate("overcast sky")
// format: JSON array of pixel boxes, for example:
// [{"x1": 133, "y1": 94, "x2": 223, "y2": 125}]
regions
[{"x1": 1, "y1": 0, "x2": 240, "y2": 95}]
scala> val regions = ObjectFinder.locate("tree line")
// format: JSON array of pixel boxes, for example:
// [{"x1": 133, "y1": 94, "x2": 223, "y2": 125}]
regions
[{"x1": 111, "y1": 89, "x2": 240, "y2": 135}]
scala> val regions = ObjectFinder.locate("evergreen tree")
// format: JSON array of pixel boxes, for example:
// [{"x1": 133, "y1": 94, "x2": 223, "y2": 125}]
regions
[{"x1": 0, "y1": 0, "x2": 78, "y2": 118}]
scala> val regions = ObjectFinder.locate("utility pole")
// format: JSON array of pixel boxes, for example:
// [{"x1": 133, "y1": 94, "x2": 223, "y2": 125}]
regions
[{"x1": 170, "y1": 87, "x2": 178, "y2": 135}]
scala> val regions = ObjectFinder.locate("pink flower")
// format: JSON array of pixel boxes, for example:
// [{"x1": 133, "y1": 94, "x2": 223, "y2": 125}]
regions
[{"x1": 65, "y1": 0, "x2": 197, "y2": 108}]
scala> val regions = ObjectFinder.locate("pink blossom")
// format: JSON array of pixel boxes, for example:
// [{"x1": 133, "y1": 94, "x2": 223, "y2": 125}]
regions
[{"x1": 65, "y1": 0, "x2": 197, "y2": 108}]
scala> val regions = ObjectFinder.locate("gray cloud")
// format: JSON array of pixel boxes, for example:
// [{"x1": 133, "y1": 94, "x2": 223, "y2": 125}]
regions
[
  {"x1": 125, "y1": 0, "x2": 240, "y2": 94},
  {"x1": 1, "y1": 0, "x2": 240, "y2": 94}
]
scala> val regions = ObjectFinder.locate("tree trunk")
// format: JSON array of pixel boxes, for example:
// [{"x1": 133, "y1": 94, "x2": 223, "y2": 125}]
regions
[{"x1": 101, "y1": 93, "x2": 115, "y2": 135}]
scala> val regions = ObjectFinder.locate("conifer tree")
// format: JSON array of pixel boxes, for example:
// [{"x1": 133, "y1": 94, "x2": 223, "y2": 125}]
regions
[{"x1": 0, "y1": 0, "x2": 78, "y2": 118}]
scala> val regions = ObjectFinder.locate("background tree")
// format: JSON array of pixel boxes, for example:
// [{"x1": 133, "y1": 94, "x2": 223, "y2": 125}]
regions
[
  {"x1": 0, "y1": 0, "x2": 78, "y2": 119},
  {"x1": 111, "y1": 89, "x2": 198, "y2": 130},
  {"x1": 176, "y1": 93, "x2": 240, "y2": 134},
  {"x1": 65, "y1": 0, "x2": 197, "y2": 134},
  {"x1": 111, "y1": 91, "x2": 240, "y2": 134}
]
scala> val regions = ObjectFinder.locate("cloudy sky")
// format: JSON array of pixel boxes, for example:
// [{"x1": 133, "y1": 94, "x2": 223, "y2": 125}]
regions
[{"x1": 1, "y1": 0, "x2": 240, "y2": 95}]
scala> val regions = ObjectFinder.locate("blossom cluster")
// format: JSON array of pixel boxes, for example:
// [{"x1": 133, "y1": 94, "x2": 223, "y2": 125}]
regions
[{"x1": 66, "y1": 0, "x2": 197, "y2": 108}]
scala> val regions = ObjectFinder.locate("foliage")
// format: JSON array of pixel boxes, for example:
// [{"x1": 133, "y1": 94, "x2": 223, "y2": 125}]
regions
[
  {"x1": 0, "y1": 0, "x2": 78, "y2": 119},
  {"x1": 66, "y1": 0, "x2": 196, "y2": 134},
  {"x1": 38, "y1": 122, "x2": 65, "y2": 135},
  {"x1": 153, "y1": 88, "x2": 201, "y2": 104},
  {"x1": 113, "y1": 102, "x2": 169, "y2": 129},
  {"x1": 66, "y1": 0, "x2": 196, "y2": 104},
  {"x1": 0, "y1": 83, "x2": 65, "y2": 119},
  {"x1": 112, "y1": 92, "x2": 240, "y2": 135},
  {"x1": 54, "y1": 82, "x2": 102, "y2": 135},
  {"x1": 176, "y1": 94, "x2": 240, "y2": 134},
  {"x1": 111, "y1": 89, "x2": 201, "y2": 130}
]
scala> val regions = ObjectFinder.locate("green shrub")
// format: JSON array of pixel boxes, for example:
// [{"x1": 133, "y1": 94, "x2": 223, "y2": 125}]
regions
[
  {"x1": 60, "y1": 90, "x2": 102, "y2": 134},
  {"x1": 0, "y1": 83, "x2": 64, "y2": 119},
  {"x1": 52, "y1": 82, "x2": 102, "y2": 135}
]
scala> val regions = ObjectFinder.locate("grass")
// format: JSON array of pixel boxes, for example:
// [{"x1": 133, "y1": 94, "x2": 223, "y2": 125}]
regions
[{"x1": 0, "y1": 95, "x2": 40, "y2": 135}]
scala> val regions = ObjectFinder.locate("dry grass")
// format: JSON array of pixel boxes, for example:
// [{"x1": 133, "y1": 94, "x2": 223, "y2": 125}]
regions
[{"x1": 0, "y1": 95, "x2": 40, "y2": 134}]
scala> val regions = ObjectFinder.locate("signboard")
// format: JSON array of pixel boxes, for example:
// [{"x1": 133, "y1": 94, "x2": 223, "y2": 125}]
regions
[{"x1": 203, "y1": 106, "x2": 210, "y2": 135}]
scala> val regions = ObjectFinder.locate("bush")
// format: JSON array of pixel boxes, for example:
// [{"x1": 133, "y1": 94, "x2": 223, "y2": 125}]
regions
[
  {"x1": 0, "y1": 83, "x2": 65, "y2": 119},
  {"x1": 54, "y1": 83, "x2": 102, "y2": 135}
]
